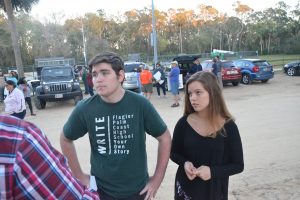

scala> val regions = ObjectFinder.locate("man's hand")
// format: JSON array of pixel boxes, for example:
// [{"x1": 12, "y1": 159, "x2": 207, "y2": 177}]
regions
[
  {"x1": 139, "y1": 176, "x2": 160, "y2": 200},
  {"x1": 196, "y1": 165, "x2": 211, "y2": 181},
  {"x1": 78, "y1": 173, "x2": 90, "y2": 188},
  {"x1": 184, "y1": 161, "x2": 197, "y2": 180}
]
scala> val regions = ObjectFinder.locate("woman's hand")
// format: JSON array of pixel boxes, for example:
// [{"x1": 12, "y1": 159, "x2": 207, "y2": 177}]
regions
[
  {"x1": 196, "y1": 165, "x2": 211, "y2": 181},
  {"x1": 184, "y1": 161, "x2": 197, "y2": 180}
]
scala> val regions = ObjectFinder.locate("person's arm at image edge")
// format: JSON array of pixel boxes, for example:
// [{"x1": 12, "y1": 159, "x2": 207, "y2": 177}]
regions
[{"x1": 16, "y1": 126, "x2": 99, "y2": 199}]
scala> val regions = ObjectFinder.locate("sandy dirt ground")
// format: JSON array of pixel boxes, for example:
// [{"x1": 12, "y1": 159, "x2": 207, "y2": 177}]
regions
[{"x1": 1, "y1": 71, "x2": 300, "y2": 199}]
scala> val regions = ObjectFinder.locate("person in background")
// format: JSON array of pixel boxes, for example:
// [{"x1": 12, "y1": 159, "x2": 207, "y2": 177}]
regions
[
  {"x1": 153, "y1": 62, "x2": 167, "y2": 98},
  {"x1": 60, "y1": 52, "x2": 171, "y2": 200},
  {"x1": 18, "y1": 77, "x2": 36, "y2": 116},
  {"x1": 81, "y1": 67, "x2": 89, "y2": 95},
  {"x1": 189, "y1": 57, "x2": 202, "y2": 75},
  {"x1": 169, "y1": 60, "x2": 180, "y2": 107},
  {"x1": 0, "y1": 71, "x2": 5, "y2": 102},
  {"x1": 86, "y1": 69, "x2": 94, "y2": 96},
  {"x1": 0, "y1": 114, "x2": 99, "y2": 199},
  {"x1": 215, "y1": 55, "x2": 223, "y2": 89},
  {"x1": 3, "y1": 80, "x2": 26, "y2": 119},
  {"x1": 136, "y1": 65, "x2": 143, "y2": 95},
  {"x1": 6, "y1": 71, "x2": 18, "y2": 86},
  {"x1": 11, "y1": 71, "x2": 18, "y2": 80},
  {"x1": 170, "y1": 71, "x2": 244, "y2": 200},
  {"x1": 140, "y1": 65, "x2": 153, "y2": 100}
]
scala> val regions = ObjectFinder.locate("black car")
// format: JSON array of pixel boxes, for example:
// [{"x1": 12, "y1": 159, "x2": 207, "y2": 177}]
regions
[
  {"x1": 283, "y1": 61, "x2": 300, "y2": 76},
  {"x1": 173, "y1": 54, "x2": 201, "y2": 83}
]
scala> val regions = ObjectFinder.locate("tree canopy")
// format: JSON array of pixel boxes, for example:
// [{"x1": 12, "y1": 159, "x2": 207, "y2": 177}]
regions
[{"x1": 0, "y1": 1, "x2": 299, "y2": 67}]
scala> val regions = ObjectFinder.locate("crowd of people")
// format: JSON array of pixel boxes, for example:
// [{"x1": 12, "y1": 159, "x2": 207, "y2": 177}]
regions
[
  {"x1": 0, "y1": 52, "x2": 243, "y2": 200},
  {"x1": 0, "y1": 70, "x2": 36, "y2": 119}
]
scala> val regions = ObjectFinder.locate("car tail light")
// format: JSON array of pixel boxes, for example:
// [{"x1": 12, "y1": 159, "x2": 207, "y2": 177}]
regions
[{"x1": 253, "y1": 66, "x2": 259, "y2": 72}]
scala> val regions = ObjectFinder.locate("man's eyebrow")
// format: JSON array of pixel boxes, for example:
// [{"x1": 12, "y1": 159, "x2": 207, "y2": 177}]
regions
[{"x1": 93, "y1": 69, "x2": 110, "y2": 73}]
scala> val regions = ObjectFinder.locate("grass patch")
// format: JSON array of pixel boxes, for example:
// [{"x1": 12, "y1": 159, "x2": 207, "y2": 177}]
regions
[{"x1": 259, "y1": 54, "x2": 300, "y2": 69}]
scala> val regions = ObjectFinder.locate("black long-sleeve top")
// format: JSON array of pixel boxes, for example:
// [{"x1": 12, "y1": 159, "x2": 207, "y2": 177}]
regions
[{"x1": 170, "y1": 116, "x2": 244, "y2": 200}]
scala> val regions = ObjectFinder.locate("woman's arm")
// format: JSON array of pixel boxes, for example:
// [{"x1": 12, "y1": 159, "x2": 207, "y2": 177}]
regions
[{"x1": 210, "y1": 121, "x2": 244, "y2": 178}]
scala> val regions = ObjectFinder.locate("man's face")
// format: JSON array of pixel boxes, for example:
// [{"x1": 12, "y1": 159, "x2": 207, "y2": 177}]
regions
[
  {"x1": 194, "y1": 59, "x2": 200, "y2": 65},
  {"x1": 92, "y1": 63, "x2": 124, "y2": 98}
]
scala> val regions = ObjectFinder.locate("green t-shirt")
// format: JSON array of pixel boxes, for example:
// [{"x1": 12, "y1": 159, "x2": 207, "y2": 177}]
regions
[{"x1": 63, "y1": 90, "x2": 167, "y2": 198}]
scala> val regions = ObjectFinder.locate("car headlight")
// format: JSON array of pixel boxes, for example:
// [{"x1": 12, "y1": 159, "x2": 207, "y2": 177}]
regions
[
  {"x1": 74, "y1": 82, "x2": 80, "y2": 86},
  {"x1": 67, "y1": 83, "x2": 72, "y2": 88},
  {"x1": 44, "y1": 85, "x2": 49, "y2": 91},
  {"x1": 284, "y1": 64, "x2": 288, "y2": 67}
]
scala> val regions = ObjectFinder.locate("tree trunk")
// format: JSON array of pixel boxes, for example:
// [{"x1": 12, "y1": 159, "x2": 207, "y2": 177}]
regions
[
  {"x1": 267, "y1": 33, "x2": 271, "y2": 54},
  {"x1": 4, "y1": 0, "x2": 24, "y2": 77}
]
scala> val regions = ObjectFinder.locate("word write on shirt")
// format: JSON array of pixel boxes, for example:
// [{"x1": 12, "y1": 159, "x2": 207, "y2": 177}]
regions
[{"x1": 95, "y1": 114, "x2": 135, "y2": 155}]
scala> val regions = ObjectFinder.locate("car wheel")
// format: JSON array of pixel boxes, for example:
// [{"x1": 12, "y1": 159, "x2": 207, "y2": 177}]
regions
[
  {"x1": 232, "y1": 82, "x2": 239, "y2": 86},
  {"x1": 261, "y1": 79, "x2": 269, "y2": 83},
  {"x1": 34, "y1": 96, "x2": 46, "y2": 109},
  {"x1": 287, "y1": 67, "x2": 295, "y2": 76},
  {"x1": 241, "y1": 74, "x2": 251, "y2": 84},
  {"x1": 74, "y1": 95, "x2": 82, "y2": 106}
]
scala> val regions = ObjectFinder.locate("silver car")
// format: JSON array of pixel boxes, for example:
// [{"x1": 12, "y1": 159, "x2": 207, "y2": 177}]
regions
[{"x1": 123, "y1": 62, "x2": 147, "y2": 92}]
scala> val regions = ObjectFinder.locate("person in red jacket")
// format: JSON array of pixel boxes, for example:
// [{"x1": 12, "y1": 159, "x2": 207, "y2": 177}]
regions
[{"x1": 139, "y1": 65, "x2": 153, "y2": 100}]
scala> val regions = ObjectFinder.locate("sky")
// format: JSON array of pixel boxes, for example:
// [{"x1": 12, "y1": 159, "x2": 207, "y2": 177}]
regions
[{"x1": 30, "y1": 0, "x2": 299, "y2": 22}]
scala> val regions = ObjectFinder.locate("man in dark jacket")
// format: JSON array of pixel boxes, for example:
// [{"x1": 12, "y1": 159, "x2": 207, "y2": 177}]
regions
[
  {"x1": 189, "y1": 58, "x2": 202, "y2": 75},
  {"x1": 153, "y1": 62, "x2": 166, "y2": 98}
]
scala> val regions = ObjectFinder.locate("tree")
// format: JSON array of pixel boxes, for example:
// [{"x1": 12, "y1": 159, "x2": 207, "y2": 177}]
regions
[{"x1": 0, "y1": 0, "x2": 38, "y2": 77}]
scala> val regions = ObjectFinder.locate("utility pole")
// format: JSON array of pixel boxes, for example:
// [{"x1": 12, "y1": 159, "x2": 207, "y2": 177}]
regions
[
  {"x1": 151, "y1": 0, "x2": 158, "y2": 65},
  {"x1": 81, "y1": 18, "x2": 88, "y2": 67}
]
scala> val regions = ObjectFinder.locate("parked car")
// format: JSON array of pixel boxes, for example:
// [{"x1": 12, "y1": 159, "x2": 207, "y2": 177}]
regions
[
  {"x1": 123, "y1": 61, "x2": 147, "y2": 92},
  {"x1": 201, "y1": 60, "x2": 241, "y2": 86},
  {"x1": 233, "y1": 59, "x2": 274, "y2": 84},
  {"x1": 283, "y1": 61, "x2": 300, "y2": 76}
]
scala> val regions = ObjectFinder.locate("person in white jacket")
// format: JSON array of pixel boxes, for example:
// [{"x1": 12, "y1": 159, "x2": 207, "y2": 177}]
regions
[{"x1": 4, "y1": 80, "x2": 26, "y2": 119}]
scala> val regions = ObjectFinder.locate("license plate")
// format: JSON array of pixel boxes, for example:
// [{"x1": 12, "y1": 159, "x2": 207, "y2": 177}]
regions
[
  {"x1": 55, "y1": 94, "x2": 63, "y2": 98},
  {"x1": 227, "y1": 71, "x2": 238, "y2": 75},
  {"x1": 263, "y1": 68, "x2": 269, "y2": 71}
]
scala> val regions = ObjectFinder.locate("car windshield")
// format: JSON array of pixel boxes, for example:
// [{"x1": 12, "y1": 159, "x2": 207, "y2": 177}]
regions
[
  {"x1": 42, "y1": 68, "x2": 72, "y2": 78},
  {"x1": 124, "y1": 63, "x2": 143, "y2": 72},
  {"x1": 222, "y1": 61, "x2": 235, "y2": 68}
]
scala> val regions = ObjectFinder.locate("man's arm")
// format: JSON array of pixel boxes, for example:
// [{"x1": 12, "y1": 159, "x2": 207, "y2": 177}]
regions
[
  {"x1": 140, "y1": 129, "x2": 171, "y2": 200},
  {"x1": 60, "y1": 132, "x2": 90, "y2": 186}
]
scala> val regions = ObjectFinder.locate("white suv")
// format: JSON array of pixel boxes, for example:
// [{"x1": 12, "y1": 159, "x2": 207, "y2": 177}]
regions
[{"x1": 123, "y1": 62, "x2": 147, "y2": 92}]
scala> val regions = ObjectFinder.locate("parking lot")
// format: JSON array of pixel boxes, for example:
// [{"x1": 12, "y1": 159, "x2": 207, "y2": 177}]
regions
[{"x1": 1, "y1": 71, "x2": 299, "y2": 199}]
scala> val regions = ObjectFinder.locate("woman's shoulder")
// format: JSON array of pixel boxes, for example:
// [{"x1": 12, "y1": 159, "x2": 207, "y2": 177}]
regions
[
  {"x1": 176, "y1": 115, "x2": 188, "y2": 126},
  {"x1": 224, "y1": 119, "x2": 237, "y2": 128}
]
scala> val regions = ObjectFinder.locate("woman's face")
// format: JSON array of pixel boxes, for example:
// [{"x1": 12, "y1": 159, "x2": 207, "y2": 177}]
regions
[
  {"x1": 5, "y1": 84, "x2": 14, "y2": 92},
  {"x1": 187, "y1": 81, "x2": 210, "y2": 112}
]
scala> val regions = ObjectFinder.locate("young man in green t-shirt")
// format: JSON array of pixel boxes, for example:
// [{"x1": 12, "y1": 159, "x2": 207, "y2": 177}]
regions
[{"x1": 60, "y1": 52, "x2": 171, "y2": 200}]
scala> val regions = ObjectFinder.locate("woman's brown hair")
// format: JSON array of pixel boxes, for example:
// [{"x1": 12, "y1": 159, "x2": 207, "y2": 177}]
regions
[{"x1": 184, "y1": 71, "x2": 234, "y2": 137}]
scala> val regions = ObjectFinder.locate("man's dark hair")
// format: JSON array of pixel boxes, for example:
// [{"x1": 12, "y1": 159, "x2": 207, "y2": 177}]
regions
[
  {"x1": 6, "y1": 80, "x2": 16, "y2": 88},
  {"x1": 17, "y1": 77, "x2": 26, "y2": 85},
  {"x1": 88, "y1": 52, "x2": 124, "y2": 75}
]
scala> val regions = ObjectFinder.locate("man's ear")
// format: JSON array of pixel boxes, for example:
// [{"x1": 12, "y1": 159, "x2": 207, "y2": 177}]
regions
[{"x1": 118, "y1": 70, "x2": 125, "y2": 82}]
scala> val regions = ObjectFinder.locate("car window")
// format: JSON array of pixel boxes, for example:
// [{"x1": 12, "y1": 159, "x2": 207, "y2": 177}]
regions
[
  {"x1": 124, "y1": 63, "x2": 144, "y2": 72},
  {"x1": 253, "y1": 61, "x2": 270, "y2": 67},
  {"x1": 222, "y1": 61, "x2": 234, "y2": 68}
]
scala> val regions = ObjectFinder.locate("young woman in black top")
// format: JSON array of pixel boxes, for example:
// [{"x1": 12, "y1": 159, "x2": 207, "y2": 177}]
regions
[{"x1": 170, "y1": 71, "x2": 244, "y2": 200}]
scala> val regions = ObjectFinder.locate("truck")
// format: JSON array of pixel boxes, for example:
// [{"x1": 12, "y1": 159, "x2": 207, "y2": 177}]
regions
[{"x1": 33, "y1": 57, "x2": 83, "y2": 109}]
